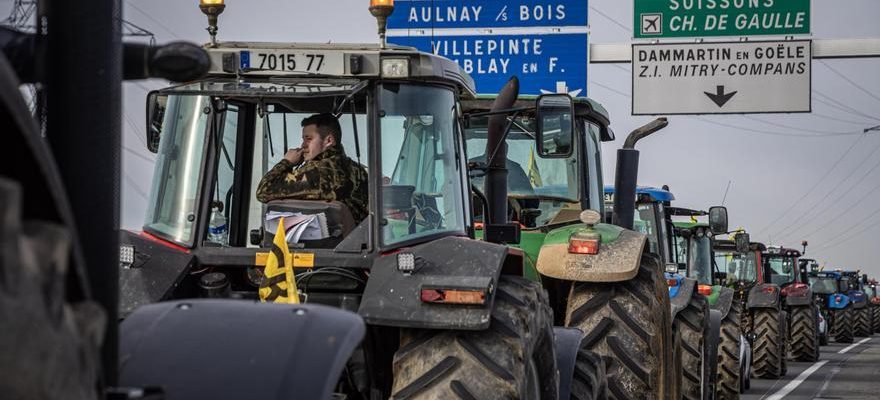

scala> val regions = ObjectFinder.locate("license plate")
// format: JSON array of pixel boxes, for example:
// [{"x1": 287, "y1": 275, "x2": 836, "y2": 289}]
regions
[{"x1": 239, "y1": 50, "x2": 343, "y2": 75}]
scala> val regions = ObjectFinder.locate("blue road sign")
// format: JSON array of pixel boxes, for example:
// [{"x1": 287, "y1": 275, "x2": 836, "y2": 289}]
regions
[{"x1": 387, "y1": 0, "x2": 589, "y2": 97}]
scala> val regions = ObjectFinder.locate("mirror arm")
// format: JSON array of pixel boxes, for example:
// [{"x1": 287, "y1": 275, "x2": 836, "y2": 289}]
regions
[
  {"x1": 485, "y1": 111, "x2": 522, "y2": 168},
  {"x1": 471, "y1": 185, "x2": 491, "y2": 227}
]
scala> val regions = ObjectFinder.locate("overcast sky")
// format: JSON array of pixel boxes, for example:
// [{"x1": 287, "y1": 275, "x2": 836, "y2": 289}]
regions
[{"x1": 4, "y1": 0, "x2": 877, "y2": 275}]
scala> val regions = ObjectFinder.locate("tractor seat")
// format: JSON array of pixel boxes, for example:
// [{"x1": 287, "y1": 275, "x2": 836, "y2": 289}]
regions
[{"x1": 262, "y1": 200, "x2": 356, "y2": 249}]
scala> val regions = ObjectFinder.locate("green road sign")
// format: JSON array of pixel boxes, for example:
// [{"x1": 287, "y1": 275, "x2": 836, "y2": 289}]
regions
[{"x1": 634, "y1": 0, "x2": 810, "y2": 39}]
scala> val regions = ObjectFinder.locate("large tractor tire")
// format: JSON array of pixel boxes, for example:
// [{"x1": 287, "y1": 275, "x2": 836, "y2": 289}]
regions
[
  {"x1": 831, "y1": 308, "x2": 853, "y2": 344},
  {"x1": 716, "y1": 303, "x2": 742, "y2": 400},
  {"x1": 391, "y1": 276, "x2": 558, "y2": 399},
  {"x1": 751, "y1": 308, "x2": 785, "y2": 379},
  {"x1": 676, "y1": 294, "x2": 710, "y2": 400},
  {"x1": 872, "y1": 305, "x2": 880, "y2": 334},
  {"x1": 564, "y1": 255, "x2": 676, "y2": 400},
  {"x1": 572, "y1": 349, "x2": 608, "y2": 400},
  {"x1": 789, "y1": 306, "x2": 819, "y2": 362},
  {"x1": 854, "y1": 307, "x2": 872, "y2": 337}
]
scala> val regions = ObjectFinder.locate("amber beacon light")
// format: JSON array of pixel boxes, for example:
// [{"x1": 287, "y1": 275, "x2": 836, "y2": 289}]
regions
[
  {"x1": 199, "y1": 0, "x2": 226, "y2": 47},
  {"x1": 369, "y1": 0, "x2": 395, "y2": 49}
]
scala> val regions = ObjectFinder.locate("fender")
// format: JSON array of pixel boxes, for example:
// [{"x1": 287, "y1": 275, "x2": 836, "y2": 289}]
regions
[
  {"x1": 359, "y1": 236, "x2": 507, "y2": 330},
  {"x1": 827, "y1": 293, "x2": 850, "y2": 310},
  {"x1": 783, "y1": 285, "x2": 814, "y2": 307},
  {"x1": 119, "y1": 230, "x2": 196, "y2": 316},
  {"x1": 119, "y1": 300, "x2": 365, "y2": 400},
  {"x1": 553, "y1": 327, "x2": 585, "y2": 400},
  {"x1": 710, "y1": 286, "x2": 735, "y2": 320},
  {"x1": 670, "y1": 276, "x2": 697, "y2": 320},
  {"x1": 747, "y1": 283, "x2": 781, "y2": 309},
  {"x1": 536, "y1": 223, "x2": 647, "y2": 282},
  {"x1": 849, "y1": 291, "x2": 867, "y2": 309},
  {"x1": 706, "y1": 309, "x2": 722, "y2": 394}
]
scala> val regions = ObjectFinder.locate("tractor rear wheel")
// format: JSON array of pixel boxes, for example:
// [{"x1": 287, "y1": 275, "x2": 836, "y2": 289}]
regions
[
  {"x1": 391, "y1": 276, "x2": 558, "y2": 400},
  {"x1": 676, "y1": 294, "x2": 709, "y2": 400},
  {"x1": 571, "y1": 349, "x2": 608, "y2": 400},
  {"x1": 789, "y1": 306, "x2": 819, "y2": 362},
  {"x1": 751, "y1": 308, "x2": 785, "y2": 379},
  {"x1": 564, "y1": 254, "x2": 676, "y2": 400},
  {"x1": 831, "y1": 308, "x2": 853, "y2": 344},
  {"x1": 854, "y1": 307, "x2": 872, "y2": 337},
  {"x1": 872, "y1": 305, "x2": 880, "y2": 334},
  {"x1": 716, "y1": 303, "x2": 742, "y2": 400}
]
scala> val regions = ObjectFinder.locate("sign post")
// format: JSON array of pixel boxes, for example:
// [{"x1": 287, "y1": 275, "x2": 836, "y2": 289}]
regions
[
  {"x1": 387, "y1": 0, "x2": 589, "y2": 96},
  {"x1": 633, "y1": 0, "x2": 811, "y2": 39},
  {"x1": 632, "y1": 40, "x2": 811, "y2": 115}
]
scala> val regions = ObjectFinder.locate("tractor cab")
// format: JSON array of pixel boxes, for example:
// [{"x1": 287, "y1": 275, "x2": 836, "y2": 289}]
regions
[
  {"x1": 763, "y1": 246, "x2": 802, "y2": 287},
  {"x1": 603, "y1": 185, "x2": 676, "y2": 266},
  {"x1": 713, "y1": 239, "x2": 767, "y2": 291},
  {"x1": 121, "y1": 41, "x2": 491, "y2": 312}
]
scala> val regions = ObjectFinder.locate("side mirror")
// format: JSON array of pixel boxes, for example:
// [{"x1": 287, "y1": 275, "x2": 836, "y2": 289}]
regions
[
  {"x1": 535, "y1": 94, "x2": 574, "y2": 158},
  {"x1": 146, "y1": 92, "x2": 168, "y2": 153},
  {"x1": 734, "y1": 232, "x2": 750, "y2": 254},
  {"x1": 708, "y1": 206, "x2": 728, "y2": 235}
]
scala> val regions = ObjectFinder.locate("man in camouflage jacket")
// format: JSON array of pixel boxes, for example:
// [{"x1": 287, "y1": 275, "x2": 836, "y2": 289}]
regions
[{"x1": 256, "y1": 113, "x2": 368, "y2": 222}]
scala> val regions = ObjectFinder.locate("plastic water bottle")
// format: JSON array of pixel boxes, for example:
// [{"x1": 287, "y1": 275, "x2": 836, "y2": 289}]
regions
[{"x1": 208, "y1": 202, "x2": 228, "y2": 246}]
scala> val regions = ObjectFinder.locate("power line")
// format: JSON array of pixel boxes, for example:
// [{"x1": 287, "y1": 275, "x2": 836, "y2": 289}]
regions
[
  {"x1": 125, "y1": 1, "x2": 182, "y2": 39},
  {"x1": 695, "y1": 117, "x2": 862, "y2": 138},
  {"x1": 589, "y1": 6, "x2": 631, "y2": 32},
  {"x1": 818, "y1": 60, "x2": 880, "y2": 106},
  {"x1": 744, "y1": 115, "x2": 870, "y2": 136},
  {"x1": 771, "y1": 137, "x2": 880, "y2": 240},
  {"x1": 812, "y1": 207, "x2": 880, "y2": 252},
  {"x1": 123, "y1": 145, "x2": 155, "y2": 164},
  {"x1": 810, "y1": 110, "x2": 876, "y2": 126},
  {"x1": 123, "y1": 172, "x2": 149, "y2": 200},
  {"x1": 799, "y1": 176, "x2": 880, "y2": 240},
  {"x1": 814, "y1": 90, "x2": 880, "y2": 122},
  {"x1": 752, "y1": 133, "x2": 865, "y2": 236},
  {"x1": 589, "y1": 80, "x2": 630, "y2": 98}
]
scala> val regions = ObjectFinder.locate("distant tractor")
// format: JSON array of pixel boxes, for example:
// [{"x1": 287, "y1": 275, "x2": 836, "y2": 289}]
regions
[
  {"x1": 809, "y1": 271, "x2": 854, "y2": 343},
  {"x1": 801, "y1": 259, "x2": 829, "y2": 345},
  {"x1": 843, "y1": 271, "x2": 872, "y2": 337},
  {"x1": 763, "y1": 246, "x2": 819, "y2": 361},
  {"x1": 671, "y1": 215, "x2": 752, "y2": 399},
  {"x1": 866, "y1": 278, "x2": 880, "y2": 333},
  {"x1": 714, "y1": 238, "x2": 788, "y2": 379}
]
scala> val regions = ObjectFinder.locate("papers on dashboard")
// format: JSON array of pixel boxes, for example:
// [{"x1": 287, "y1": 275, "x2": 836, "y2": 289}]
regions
[{"x1": 265, "y1": 211, "x2": 330, "y2": 243}]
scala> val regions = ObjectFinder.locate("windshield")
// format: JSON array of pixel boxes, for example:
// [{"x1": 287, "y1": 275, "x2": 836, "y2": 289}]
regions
[
  {"x1": 144, "y1": 95, "x2": 210, "y2": 244},
  {"x1": 379, "y1": 83, "x2": 467, "y2": 246},
  {"x1": 689, "y1": 235, "x2": 713, "y2": 285},
  {"x1": 634, "y1": 203, "x2": 660, "y2": 256},
  {"x1": 715, "y1": 250, "x2": 758, "y2": 285},
  {"x1": 465, "y1": 116, "x2": 580, "y2": 227},
  {"x1": 765, "y1": 256, "x2": 798, "y2": 286},
  {"x1": 865, "y1": 286, "x2": 876, "y2": 297},
  {"x1": 809, "y1": 276, "x2": 839, "y2": 294}
]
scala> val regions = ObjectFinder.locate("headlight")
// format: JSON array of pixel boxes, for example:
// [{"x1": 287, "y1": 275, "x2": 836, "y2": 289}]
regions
[{"x1": 381, "y1": 58, "x2": 409, "y2": 78}]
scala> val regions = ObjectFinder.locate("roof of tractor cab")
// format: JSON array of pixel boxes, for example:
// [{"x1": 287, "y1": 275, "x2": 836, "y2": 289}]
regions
[
  {"x1": 461, "y1": 95, "x2": 613, "y2": 141},
  {"x1": 765, "y1": 246, "x2": 801, "y2": 257},
  {"x1": 714, "y1": 239, "x2": 766, "y2": 252},
  {"x1": 200, "y1": 41, "x2": 476, "y2": 96},
  {"x1": 604, "y1": 185, "x2": 675, "y2": 202}
]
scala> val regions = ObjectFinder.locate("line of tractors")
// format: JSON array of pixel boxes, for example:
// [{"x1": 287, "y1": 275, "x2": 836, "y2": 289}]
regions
[{"x1": 2, "y1": 1, "x2": 879, "y2": 400}]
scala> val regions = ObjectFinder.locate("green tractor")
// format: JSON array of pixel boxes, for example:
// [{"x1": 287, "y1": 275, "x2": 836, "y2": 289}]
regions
[
  {"x1": 463, "y1": 96, "x2": 679, "y2": 399},
  {"x1": 671, "y1": 214, "x2": 751, "y2": 399}
]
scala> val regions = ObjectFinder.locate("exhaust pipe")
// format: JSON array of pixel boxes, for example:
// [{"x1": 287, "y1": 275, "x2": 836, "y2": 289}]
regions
[
  {"x1": 484, "y1": 77, "x2": 519, "y2": 230},
  {"x1": 612, "y1": 118, "x2": 667, "y2": 230}
]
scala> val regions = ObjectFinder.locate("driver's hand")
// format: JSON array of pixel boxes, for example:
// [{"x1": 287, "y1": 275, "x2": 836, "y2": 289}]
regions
[{"x1": 284, "y1": 148, "x2": 304, "y2": 166}]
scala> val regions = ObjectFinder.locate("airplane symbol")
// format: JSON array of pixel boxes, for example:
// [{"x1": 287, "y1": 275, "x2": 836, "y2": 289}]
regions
[{"x1": 641, "y1": 14, "x2": 662, "y2": 35}]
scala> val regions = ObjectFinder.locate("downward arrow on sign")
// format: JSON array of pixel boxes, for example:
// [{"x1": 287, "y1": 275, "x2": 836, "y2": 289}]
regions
[{"x1": 704, "y1": 85, "x2": 737, "y2": 107}]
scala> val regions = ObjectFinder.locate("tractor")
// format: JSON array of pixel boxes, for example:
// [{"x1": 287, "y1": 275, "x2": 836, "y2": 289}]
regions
[
  {"x1": 602, "y1": 186, "x2": 720, "y2": 400},
  {"x1": 800, "y1": 259, "x2": 829, "y2": 345},
  {"x1": 714, "y1": 238, "x2": 788, "y2": 379},
  {"x1": 462, "y1": 96, "x2": 679, "y2": 399},
  {"x1": 671, "y1": 213, "x2": 752, "y2": 399},
  {"x1": 842, "y1": 271, "x2": 872, "y2": 337},
  {"x1": 809, "y1": 270, "x2": 854, "y2": 343},
  {"x1": 763, "y1": 246, "x2": 819, "y2": 361}
]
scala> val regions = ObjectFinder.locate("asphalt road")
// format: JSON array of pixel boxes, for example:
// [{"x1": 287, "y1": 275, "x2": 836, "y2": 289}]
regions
[{"x1": 741, "y1": 335, "x2": 880, "y2": 400}]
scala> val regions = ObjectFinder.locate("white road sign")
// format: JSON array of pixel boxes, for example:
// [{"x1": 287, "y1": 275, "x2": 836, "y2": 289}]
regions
[{"x1": 632, "y1": 40, "x2": 811, "y2": 115}]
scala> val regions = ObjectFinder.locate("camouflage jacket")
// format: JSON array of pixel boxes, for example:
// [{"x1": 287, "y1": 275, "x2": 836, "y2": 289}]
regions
[{"x1": 256, "y1": 146, "x2": 368, "y2": 222}]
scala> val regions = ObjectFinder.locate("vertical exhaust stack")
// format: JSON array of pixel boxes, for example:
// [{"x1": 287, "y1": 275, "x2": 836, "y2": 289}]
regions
[
  {"x1": 484, "y1": 77, "x2": 519, "y2": 233},
  {"x1": 612, "y1": 118, "x2": 667, "y2": 230},
  {"x1": 45, "y1": 0, "x2": 122, "y2": 385}
]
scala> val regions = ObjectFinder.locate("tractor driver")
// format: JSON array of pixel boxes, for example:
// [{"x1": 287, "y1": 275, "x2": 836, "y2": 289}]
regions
[{"x1": 256, "y1": 113, "x2": 369, "y2": 222}]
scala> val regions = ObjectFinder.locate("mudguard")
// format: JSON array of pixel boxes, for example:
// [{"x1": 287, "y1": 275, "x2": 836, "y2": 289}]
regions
[
  {"x1": 119, "y1": 299, "x2": 365, "y2": 400},
  {"x1": 707, "y1": 309, "x2": 722, "y2": 394},
  {"x1": 711, "y1": 286, "x2": 735, "y2": 320},
  {"x1": 119, "y1": 230, "x2": 195, "y2": 316},
  {"x1": 849, "y1": 291, "x2": 867, "y2": 309},
  {"x1": 828, "y1": 293, "x2": 850, "y2": 309},
  {"x1": 553, "y1": 327, "x2": 585, "y2": 400},
  {"x1": 536, "y1": 223, "x2": 648, "y2": 282},
  {"x1": 670, "y1": 277, "x2": 697, "y2": 320},
  {"x1": 747, "y1": 283, "x2": 780, "y2": 309},
  {"x1": 785, "y1": 288, "x2": 814, "y2": 306},
  {"x1": 359, "y1": 236, "x2": 507, "y2": 330}
]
